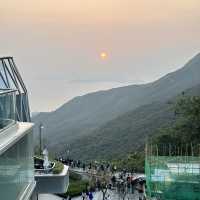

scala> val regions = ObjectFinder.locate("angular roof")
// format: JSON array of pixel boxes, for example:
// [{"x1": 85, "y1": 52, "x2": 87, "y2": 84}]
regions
[{"x1": 0, "y1": 57, "x2": 31, "y2": 122}]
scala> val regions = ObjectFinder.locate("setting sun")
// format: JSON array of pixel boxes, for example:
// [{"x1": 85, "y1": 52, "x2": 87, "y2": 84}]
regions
[{"x1": 100, "y1": 52, "x2": 108, "y2": 60}]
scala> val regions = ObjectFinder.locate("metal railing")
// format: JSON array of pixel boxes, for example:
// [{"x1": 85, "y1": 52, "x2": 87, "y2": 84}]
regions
[
  {"x1": 0, "y1": 57, "x2": 31, "y2": 122},
  {"x1": 0, "y1": 89, "x2": 16, "y2": 131}
]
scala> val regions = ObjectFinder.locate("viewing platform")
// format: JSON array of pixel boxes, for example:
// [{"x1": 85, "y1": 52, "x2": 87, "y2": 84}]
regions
[{"x1": 34, "y1": 157, "x2": 69, "y2": 194}]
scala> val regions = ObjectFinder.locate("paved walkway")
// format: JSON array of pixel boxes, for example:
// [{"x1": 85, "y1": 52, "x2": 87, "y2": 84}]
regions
[
  {"x1": 72, "y1": 190, "x2": 140, "y2": 200},
  {"x1": 38, "y1": 168, "x2": 143, "y2": 200},
  {"x1": 38, "y1": 194, "x2": 63, "y2": 200},
  {"x1": 38, "y1": 190, "x2": 140, "y2": 200}
]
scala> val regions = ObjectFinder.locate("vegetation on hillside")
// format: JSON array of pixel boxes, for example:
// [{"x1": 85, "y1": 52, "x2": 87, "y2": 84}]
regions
[
  {"x1": 154, "y1": 94, "x2": 200, "y2": 146},
  {"x1": 68, "y1": 85, "x2": 200, "y2": 161},
  {"x1": 68, "y1": 101, "x2": 175, "y2": 160},
  {"x1": 111, "y1": 152, "x2": 145, "y2": 173}
]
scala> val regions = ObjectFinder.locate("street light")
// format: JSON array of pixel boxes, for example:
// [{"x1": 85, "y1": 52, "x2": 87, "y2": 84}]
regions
[
  {"x1": 39, "y1": 123, "x2": 44, "y2": 155},
  {"x1": 66, "y1": 144, "x2": 70, "y2": 159}
]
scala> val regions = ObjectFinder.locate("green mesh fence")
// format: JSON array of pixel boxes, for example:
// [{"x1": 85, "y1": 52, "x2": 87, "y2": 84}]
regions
[{"x1": 145, "y1": 144, "x2": 200, "y2": 200}]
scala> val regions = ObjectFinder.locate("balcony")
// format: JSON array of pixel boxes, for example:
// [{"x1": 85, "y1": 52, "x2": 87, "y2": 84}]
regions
[
  {"x1": 34, "y1": 157, "x2": 69, "y2": 194},
  {"x1": 0, "y1": 90, "x2": 16, "y2": 131},
  {"x1": 0, "y1": 122, "x2": 35, "y2": 200}
]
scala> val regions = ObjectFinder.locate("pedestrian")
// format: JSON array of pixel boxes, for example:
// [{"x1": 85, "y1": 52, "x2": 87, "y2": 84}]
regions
[
  {"x1": 131, "y1": 178, "x2": 136, "y2": 194},
  {"x1": 136, "y1": 182, "x2": 144, "y2": 200},
  {"x1": 83, "y1": 163, "x2": 86, "y2": 171},
  {"x1": 89, "y1": 163, "x2": 92, "y2": 170},
  {"x1": 100, "y1": 164, "x2": 104, "y2": 171},
  {"x1": 120, "y1": 173, "x2": 123, "y2": 180},
  {"x1": 86, "y1": 189, "x2": 89, "y2": 197},
  {"x1": 111, "y1": 175, "x2": 116, "y2": 187},
  {"x1": 88, "y1": 191, "x2": 93, "y2": 200},
  {"x1": 82, "y1": 191, "x2": 87, "y2": 200},
  {"x1": 96, "y1": 179, "x2": 101, "y2": 191},
  {"x1": 68, "y1": 196, "x2": 72, "y2": 200}
]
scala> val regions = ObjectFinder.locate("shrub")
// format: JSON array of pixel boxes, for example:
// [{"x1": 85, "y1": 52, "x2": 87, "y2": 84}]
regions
[
  {"x1": 52, "y1": 160, "x2": 64, "y2": 174},
  {"x1": 59, "y1": 171, "x2": 89, "y2": 198}
]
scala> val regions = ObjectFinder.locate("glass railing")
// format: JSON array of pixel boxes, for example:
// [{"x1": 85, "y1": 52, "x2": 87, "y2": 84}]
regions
[
  {"x1": 0, "y1": 90, "x2": 16, "y2": 131},
  {"x1": 0, "y1": 133, "x2": 34, "y2": 199}
]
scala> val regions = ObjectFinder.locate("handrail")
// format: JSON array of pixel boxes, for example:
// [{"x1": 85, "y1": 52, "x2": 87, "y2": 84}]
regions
[
  {"x1": 0, "y1": 90, "x2": 17, "y2": 131},
  {"x1": 0, "y1": 56, "x2": 13, "y2": 60},
  {"x1": 0, "y1": 89, "x2": 17, "y2": 95},
  {"x1": 0, "y1": 119, "x2": 16, "y2": 133}
]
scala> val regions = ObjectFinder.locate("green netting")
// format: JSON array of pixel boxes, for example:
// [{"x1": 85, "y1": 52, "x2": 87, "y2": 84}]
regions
[{"x1": 145, "y1": 144, "x2": 200, "y2": 200}]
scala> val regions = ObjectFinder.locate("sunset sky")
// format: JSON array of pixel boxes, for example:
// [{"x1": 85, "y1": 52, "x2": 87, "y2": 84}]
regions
[{"x1": 0, "y1": 0, "x2": 200, "y2": 111}]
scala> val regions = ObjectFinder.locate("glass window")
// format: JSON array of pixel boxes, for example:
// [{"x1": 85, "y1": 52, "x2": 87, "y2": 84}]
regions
[
  {"x1": 0, "y1": 133, "x2": 34, "y2": 199},
  {"x1": 0, "y1": 91, "x2": 16, "y2": 130},
  {"x1": 0, "y1": 62, "x2": 7, "y2": 89}
]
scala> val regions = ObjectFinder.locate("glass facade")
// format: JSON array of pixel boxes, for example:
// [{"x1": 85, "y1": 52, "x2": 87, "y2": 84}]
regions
[
  {"x1": 0, "y1": 57, "x2": 30, "y2": 122},
  {"x1": 0, "y1": 90, "x2": 16, "y2": 131},
  {"x1": 0, "y1": 133, "x2": 34, "y2": 199},
  {"x1": 0, "y1": 57, "x2": 35, "y2": 199}
]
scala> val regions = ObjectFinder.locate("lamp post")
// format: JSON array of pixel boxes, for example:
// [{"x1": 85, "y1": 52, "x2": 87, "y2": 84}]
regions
[
  {"x1": 66, "y1": 144, "x2": 70, "y2": 159},
  {"x1": 39, "y1": 123, "x2": 44, "y2": 155}
]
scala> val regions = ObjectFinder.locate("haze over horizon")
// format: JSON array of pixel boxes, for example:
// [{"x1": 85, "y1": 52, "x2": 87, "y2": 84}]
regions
[{"x1": 0, "y1": 0, "x2": 200, "y2": 111}]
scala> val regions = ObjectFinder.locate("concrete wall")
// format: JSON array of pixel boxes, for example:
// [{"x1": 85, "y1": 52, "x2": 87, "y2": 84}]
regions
[{"x1": 35, "y1": 165, "x2": 69, "y2": 194}]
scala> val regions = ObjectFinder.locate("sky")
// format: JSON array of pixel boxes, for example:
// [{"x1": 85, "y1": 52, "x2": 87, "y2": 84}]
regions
[{"x1": 0, "y1": 0, "x2": 200, "y2": 111}]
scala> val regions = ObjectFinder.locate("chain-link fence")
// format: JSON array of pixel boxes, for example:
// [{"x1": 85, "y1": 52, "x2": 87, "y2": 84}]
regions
[{"x1": 145, "y1": 143, "x2": 200, "y2": 200}]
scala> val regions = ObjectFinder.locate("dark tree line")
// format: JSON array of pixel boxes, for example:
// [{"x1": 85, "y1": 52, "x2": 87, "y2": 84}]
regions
[{"x1": 154, "y1": 94, "x2": 200, "y2": 155}]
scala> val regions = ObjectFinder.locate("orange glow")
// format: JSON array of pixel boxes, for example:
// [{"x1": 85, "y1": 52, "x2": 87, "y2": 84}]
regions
[{"x1": 100, "y1": 52, "x2": 108, "y2": 60}]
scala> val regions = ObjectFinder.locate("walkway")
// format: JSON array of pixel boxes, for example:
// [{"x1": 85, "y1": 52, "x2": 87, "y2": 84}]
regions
[
  {"x1": 38, "y1": 191, "x2": 140, "y2": 200},
  {"x1": 38, "y1": 194, "x2": 63, "y2": 200},
  {"x1": 72, "y1": 190, "x2": 140, "y2": 200}
]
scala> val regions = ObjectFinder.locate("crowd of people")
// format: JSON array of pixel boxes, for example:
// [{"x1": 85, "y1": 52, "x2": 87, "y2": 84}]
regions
[
  {"x1": 81, "y1": 171, "x2": 146, "y2": 200},
  {"x1": 58, "y1": 157, "x2": 146, "y2": 200},
  {"x1": 57, "y1": 157, "x2": 117, "y2": 174},
  {"x1": 115, "y1": 172, "x2": 146, "y2": 200}
]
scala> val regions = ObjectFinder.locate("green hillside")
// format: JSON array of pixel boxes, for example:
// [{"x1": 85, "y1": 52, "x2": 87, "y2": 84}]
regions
[{"x1": 68, "y1": 84, "x2": 200, "y2": 160}]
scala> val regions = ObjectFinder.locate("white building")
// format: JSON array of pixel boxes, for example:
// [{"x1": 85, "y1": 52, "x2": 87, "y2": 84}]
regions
[{"x1": 0, "y1": 57, "x2": 69, "y2": 200}]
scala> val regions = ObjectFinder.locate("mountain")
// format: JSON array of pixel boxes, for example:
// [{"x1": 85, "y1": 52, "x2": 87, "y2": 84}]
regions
[
  {"x1": 68, "y1": 84, "x2": 200, "y2": 160},
  {"x1": 33, "y1": 53, "x2": 200, "y2": 158},
  {"x1": 66, "y1": 101, "x2": 175, "y2": 160}
]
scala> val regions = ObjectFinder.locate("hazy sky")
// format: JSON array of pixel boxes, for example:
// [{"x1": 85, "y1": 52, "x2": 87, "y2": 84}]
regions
[{"x1": 0, "y1": 0, "x2": 200, "y2": 111}]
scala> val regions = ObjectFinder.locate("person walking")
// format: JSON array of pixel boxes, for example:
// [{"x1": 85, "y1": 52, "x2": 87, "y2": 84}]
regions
[
  {"x1": 131, "y1": 178, "x2": 136, "y2": 194},
  {"x1": 88, "y1": 191, "x2": 93, "y2": 200},
  {"x1": 86, "y1": 189, "x2": 89, "y2": 198},
  {"x1": 68, "y1": 196, "x2": 72, "y2": 200},
  {"x1": 82, "y1": 191, "x2": 87, "y2": 200},
  {"x1": 111, "y1": 175, "x2": 116, "y2": 187},
  {"x1": 136, "y1": 182, "x2": 144, "y2": 200}
]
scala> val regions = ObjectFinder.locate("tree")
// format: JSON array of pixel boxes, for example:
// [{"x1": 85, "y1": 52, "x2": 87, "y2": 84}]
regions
[
  {"x1": 88, "y1": 168, "x2": 111, "y2": 200},
  {"x1": 155, "y1": 95, "x2": 200, "y2": 147},
  {"x1": 97, "y1": 171, "x2": 110, "y2": 200},
  {"x1": 116, "y1": 181, "x2": 128, "y2": 200}
]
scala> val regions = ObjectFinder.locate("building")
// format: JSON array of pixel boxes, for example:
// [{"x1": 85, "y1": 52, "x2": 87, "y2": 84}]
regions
[
  {"x1": 145, "y1": 143, "x2": 200, "y2": 200},
  {"x1": 0, "y1": 57, "x2": 35, "y2": 199},
  {"x1": 0, "y1": 57, "x2": 69, "y2": 200}
]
